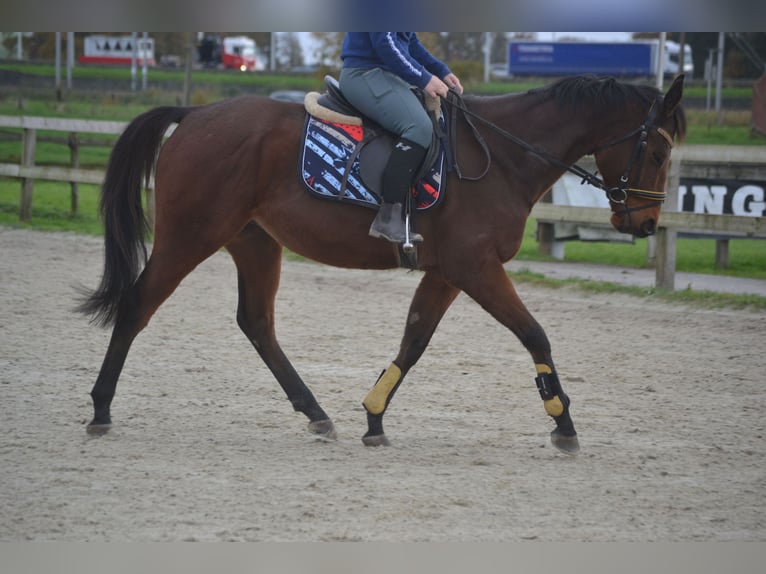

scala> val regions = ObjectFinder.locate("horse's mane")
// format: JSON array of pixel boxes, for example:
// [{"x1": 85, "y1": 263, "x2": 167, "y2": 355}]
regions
[
  {"x1": 530, "y1": 75, "x2": 656, "y2": 108},
  {"x1": 529, "y1": 75, "x2": 687, "y2": 140}
]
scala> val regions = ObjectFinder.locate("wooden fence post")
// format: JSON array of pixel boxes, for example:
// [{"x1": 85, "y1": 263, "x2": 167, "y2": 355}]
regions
[
  {"x1": 536, "y1": 188, "x2": 556, "y2": 256},
  {"x1": 19, "y1": 128, "x2": 36, "y2": 221},
  {"x1": 655, "y1": 158, "x2": 682, "y2": 290},
  {"x1": 715, "y1": 239, "x2": 730, "y2": 268},
  {"x1": 655, "y1": 227, "x2": 677, "y2": 291},
  {"x1": 68, "y1": 132, "x2": 80, "y2": 215}
]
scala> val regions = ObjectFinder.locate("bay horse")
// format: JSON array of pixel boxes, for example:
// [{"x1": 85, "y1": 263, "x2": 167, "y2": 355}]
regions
[{"x1": 79, "y1": 74, "x2": 686, "y2": 454}]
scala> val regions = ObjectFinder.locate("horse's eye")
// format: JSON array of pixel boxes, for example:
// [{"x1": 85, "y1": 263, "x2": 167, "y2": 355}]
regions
[{"x1": 652, "y1": 151, "x2": 665, "y2": 165}]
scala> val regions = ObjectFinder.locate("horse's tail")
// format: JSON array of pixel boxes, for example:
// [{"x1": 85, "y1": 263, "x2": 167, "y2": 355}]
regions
[{"x1": 77, "y1": 106, "x2": 191, "y2": 328}]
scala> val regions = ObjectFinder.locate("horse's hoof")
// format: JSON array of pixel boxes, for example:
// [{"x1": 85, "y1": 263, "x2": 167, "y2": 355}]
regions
[
  {"x1": 308, "y1": 419, "x2": 337, "y2": 440},
  {"x1": 86, "y1": 422, "x2": 112, "y2": 435},
  {"x1": 550, "y1": 429, "x2": 580, "y2": 455},
  {"x1": 362, "y1": 434, "x2": 391, "y2": 447}
]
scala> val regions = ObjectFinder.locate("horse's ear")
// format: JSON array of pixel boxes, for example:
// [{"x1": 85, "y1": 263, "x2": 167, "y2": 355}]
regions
[{"x1": 663, "y1": 74, "x2": 684, "y2": 118}]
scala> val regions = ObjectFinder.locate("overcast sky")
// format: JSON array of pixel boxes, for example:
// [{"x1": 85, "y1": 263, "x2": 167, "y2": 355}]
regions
[{"x1": 535, "y1": 32, "x2": 633, "y2": 41}]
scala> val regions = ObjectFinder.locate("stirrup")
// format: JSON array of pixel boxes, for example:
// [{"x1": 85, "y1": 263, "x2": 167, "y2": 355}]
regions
[{"x1": 403, "y1": 211, "x2": 423, "y2": 252}]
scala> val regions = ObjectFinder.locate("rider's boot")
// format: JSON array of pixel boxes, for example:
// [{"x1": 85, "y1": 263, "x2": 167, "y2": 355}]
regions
[{"x1": 369, "y1": 139, "x2": 427, "y2": 244}]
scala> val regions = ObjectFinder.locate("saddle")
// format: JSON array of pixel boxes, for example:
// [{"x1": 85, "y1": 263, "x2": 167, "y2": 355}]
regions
[{"x1": 300, "y1": 76, "x2": 450, "y2": 212}]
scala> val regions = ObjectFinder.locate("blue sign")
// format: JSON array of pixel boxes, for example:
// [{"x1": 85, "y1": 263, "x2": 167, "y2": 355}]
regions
[{"x1": 508, "y1": 42, "x2": 654, "y2": 76}]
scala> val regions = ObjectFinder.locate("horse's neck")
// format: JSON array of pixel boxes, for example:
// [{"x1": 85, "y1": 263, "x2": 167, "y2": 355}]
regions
[
  {"x1": 490, "y1": 92, "x2": 643, "y2": 153},
  {"x1": 471, "y1": 97, "x2": 592, "y2": 196},
  {"x1": 475, "y1": 95, "x2": 631, "y2": 194}
]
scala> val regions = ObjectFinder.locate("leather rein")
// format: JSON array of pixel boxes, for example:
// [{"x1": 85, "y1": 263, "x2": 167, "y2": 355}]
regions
[{"x1": 444, "y1": 89, "x2": 674, "y2": 212}]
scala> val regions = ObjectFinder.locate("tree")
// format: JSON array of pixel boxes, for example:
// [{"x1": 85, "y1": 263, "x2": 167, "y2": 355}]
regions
[
  {"x1": 490, "y1": 32, "x2": 509, "y2": 63},
  {"x1": 424, "y1": 32, "x2": 511, "y2": 64},
  {"x1": 419, "y1": 32, "x2": 486, "y2": 62},
  {"x1": 309, "y1": 32, "x2": 343, "y2": 69},
  {"x1": 248, "y1": 33, "x2": 273, "y2": 67},
  {"x1": 4, "y1": 32, "x2": 60, "y2": 60},
  {"x1": 275, "y1": 32, "x2": 305, "y2": 71},
  {"x1": 151, "y1": 33, "x2": 188, "y2": 61},
  {"x1": 634, "y1": 32, "x2": 766, "y2": 79}
]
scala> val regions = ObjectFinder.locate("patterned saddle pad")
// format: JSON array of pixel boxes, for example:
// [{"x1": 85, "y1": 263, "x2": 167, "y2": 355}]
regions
[{"x1": 300, "y1": 115, "x2": 447, "y2": 211}]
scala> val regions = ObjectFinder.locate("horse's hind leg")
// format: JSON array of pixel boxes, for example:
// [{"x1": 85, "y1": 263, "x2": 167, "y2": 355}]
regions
[
  {"x1": 362, "y1": 272, "x2": 460, "y2": 446},
  {"x1": 225, "y1": 222, "x2": 336, "y2": 439},
  {"x1": 88, "y1": 243, "x2": 219, "y2": 433}
]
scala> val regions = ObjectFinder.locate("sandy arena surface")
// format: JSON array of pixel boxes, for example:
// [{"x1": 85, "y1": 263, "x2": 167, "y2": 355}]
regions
[{"x1": 1, "y1": 227, "x2": 764, "y2": 541}]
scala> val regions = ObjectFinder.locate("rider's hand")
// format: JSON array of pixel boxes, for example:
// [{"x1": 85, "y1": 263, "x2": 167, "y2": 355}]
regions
[
  {"x1": 424, "y1": 75, "x2": 450, "y2": 99},
  {"x1": 443, "y1": 73, "x2": 463, "y2": 95}
]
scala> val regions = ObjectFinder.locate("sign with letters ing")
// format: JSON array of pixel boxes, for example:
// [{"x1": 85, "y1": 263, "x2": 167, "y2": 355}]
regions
[{"x1": 678, "y1": 178, "x2": 766, "y2": 217}]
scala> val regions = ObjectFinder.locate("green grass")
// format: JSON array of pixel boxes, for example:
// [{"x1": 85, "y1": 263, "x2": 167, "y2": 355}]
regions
[
  {"x1": 512, "y1": 217, "x2": 766, "y2": 279},
  {"x1": 685, "y1": 124, "x2": 764, "y2": 145},
  {"x1": 0, "y1": 95, "x2": 157, "y2": 121},
  {"x1": 6, "y1": 62, "x2": 750, "y2": 100},
  {"x1": 0, "y1": 62, "x2": 324, "y2": 91},
  {"x1": 684, "y1": 109, "x2": 766, "y2": 146}
]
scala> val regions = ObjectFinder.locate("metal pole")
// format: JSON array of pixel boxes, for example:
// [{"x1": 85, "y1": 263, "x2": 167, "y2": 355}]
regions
[
  {"x1": 55, "y1": 32, "x2": 61, "y2": 94},
  {"x1": 66, "y1": 32, "x2": 74, "y2": 90},
  {"x1": 183, "y1": 33, "x2": 194, "y2": 106},
  {"x1": 17, "y1": 32, "x2": 22, "y2": 59},
  {"x1": 270, "y1": 32, "x2": 276, "y2": 72},
  {"x1": 678, "y1": 32, "x2": 686, "y2": 77},
  {"x1": 656, "y1": 32, "x2": 666, "y2": 89},
  {"x1": 706, "y1": 49, "x2": 715, "y2": 111},
  {"x1": 131, "y1": 32, "x2": 138, "y2": 91},
  {"x1": 142, "y1": 32, "x2": 148, "y2": 90},
  {"x1": 484, "y1": 32, "x2": 491, "y2": 83},
  {"x1": 715, "y1": 32, "x2": 725, "y2": 125}
]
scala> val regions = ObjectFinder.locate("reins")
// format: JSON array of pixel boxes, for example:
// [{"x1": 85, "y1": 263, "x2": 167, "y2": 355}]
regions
[{"x1": 443, "y1": 89, "x2": 672, "y2": 207}]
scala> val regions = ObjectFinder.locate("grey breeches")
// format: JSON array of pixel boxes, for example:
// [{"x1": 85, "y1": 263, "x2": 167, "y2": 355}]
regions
[{"x1": 339, "y1": 66, "x2": 433, "y2": 149}]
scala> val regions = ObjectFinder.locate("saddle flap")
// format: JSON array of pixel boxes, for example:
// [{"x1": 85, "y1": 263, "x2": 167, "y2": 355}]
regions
[
  {"x1": 300, "y1": 116, "x2": 445, "y2": 212},
  {"x1": 358, "y1": 133, "x2": 395, "y2": 193}
]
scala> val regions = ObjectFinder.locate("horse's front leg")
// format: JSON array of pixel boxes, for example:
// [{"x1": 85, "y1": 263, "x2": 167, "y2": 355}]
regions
[
  {"x1": 362, "y1": 272, "x2": 460, "y2": 446},
  {"x1": 459, "y1": 260, "x2": 579, "y2": 455}
]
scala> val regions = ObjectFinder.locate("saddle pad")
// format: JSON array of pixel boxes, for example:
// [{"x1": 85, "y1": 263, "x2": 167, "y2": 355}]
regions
[{"x1": 300, "y1": 116, "x2": 445, "y2": 211}]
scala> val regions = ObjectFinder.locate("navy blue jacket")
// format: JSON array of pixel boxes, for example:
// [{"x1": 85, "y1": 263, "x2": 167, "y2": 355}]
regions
[{"x1": 340, "y1": 33, "x2": 451, "y2": 90}]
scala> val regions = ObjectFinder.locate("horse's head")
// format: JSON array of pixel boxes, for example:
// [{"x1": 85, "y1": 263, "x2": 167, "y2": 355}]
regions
[{"x1": 593, "y1": 75, "x2": 686, "y2": 237}]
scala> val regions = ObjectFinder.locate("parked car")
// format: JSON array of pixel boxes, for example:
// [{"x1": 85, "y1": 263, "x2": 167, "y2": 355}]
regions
[
  {"x1": 490, "y1": 63, "x2": 510, "y2": 78},
  {"x1": 269, "y1": 90, "x2": 307, "y2": 103}
]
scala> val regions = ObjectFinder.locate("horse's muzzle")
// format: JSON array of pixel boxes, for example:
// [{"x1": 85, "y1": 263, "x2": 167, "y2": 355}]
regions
[
  {"x1": 612, "y1": 214, "x2": 656, "y2": 238},
  {"x1": 637, "y1": 218, "x2": 657, "y2": 237}
]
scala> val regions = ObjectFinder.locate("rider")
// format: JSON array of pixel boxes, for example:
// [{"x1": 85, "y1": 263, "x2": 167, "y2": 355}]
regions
[{"x1": 339, "y1": 32, "x2": 463, "y2": 244}]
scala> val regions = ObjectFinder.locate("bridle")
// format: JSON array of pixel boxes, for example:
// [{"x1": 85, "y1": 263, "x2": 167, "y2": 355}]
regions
[
  {"x1": 591, "y1": 96, "x2": 675, "y2": 217},
  {"x1": 444, "y1": 89, "x2": 674, "y2": 216}
]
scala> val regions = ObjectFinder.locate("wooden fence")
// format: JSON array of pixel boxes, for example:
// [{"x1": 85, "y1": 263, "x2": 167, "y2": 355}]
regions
[
  {"x1": 1, "y1": 115, "x2": 764, "y2": 291},
  {"x1": 532, "y1": 145, "x2": 766, "y2": 290},
  {"x1": 0, "y1": 115, "x2": 158, "y2": 225}
]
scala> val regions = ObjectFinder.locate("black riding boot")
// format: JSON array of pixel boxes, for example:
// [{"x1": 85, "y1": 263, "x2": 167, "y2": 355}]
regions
[{"x1": 369, "y1": 139, "x2": 427, "y2": 244}]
